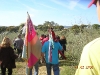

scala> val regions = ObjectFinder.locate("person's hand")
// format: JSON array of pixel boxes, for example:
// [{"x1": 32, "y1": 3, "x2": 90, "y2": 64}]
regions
[
  {"x1": 42, "y1": 58, "x2": 45, "y2": 63},
  {"x1": 0, "y1": 61, "x2": 2, "y2": 65}
]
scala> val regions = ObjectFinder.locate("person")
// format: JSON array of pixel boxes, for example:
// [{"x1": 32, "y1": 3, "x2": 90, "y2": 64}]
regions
[
  {"x1": 42, "y1": 34, "x2": 49, "y2": 45},
  {"x1": 39, "y1": 34, "x2": 49, "y2": 64},
  {"x1": 75, "y1": 0, "x2": 100, "y2": 75},
  {"x1": 0, "y1": 37, "x2": 18, "y2": 75},
  {"x1": 42, "y1": 32, "x2": 62, "y2": 75},
  {"x1": 59, "y1": 36, "x2": 67, "y2": 59},
  {"x1": 48, "y1": 27, "x2": 55, "y2": 40},
  {"x1": 39, "y1": 34, "x2": 45, "y2": 44},
  {"x1": 55, "y1": 35, "x2": 66, "y2": 60},
  {"x1": 14, "y1": 34, "x2": 24, "y2": 58}
]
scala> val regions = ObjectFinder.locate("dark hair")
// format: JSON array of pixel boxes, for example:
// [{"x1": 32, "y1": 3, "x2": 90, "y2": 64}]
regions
[
  {"x1": 49, "y1": 27, "x2": 53, "y2": 30},
  {"x1": 56, "y1": 35, "x2": 60, "y2": 40},
  {"x1": 54, "y1": 35, "x2": 60, "y2": 42},
  {"x1": 18, "y1": 34, "x2": 21, "y2": 38},
  {"x1": 46, "y1": 34, "x2": 49, "y2": 37},
  {"x1": 44, "y1": 35, "x2": 46, "y2": 38},
  {"x1": 41, "y1": 34, "x2": 44, "y2": 37}
]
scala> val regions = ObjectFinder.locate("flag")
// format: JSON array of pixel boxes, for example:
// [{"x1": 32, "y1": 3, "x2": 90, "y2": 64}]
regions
[
  {"x1": 97, "y1": 0, "x2": 100, "y2": 21},
  {"x1": 88, "y1": 0, "x2": 97, "y2": 8},
  {"x1": 22, "y1": 12, "x2": 42, "y2": 68},
  {"x1": 88, "y1": 0, "x2": 100, "y2": 21}
]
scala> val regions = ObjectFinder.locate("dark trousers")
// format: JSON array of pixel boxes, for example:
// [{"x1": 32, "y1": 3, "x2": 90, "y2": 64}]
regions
[
  {"x1": 17, "y1": 49, "x2": 22, "y2": 57},
  {"x1": 61, "y1": 50, "x2": 66, "y2": 59},
  {"x1": 1, "y1": 66, "x2": 12, "y2": 75},
  {"x1": 46, "y1": 63, "x2": 59, "y2": 75}
]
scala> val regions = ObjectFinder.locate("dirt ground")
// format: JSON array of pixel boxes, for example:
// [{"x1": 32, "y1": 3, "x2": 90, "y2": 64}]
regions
[{"x1": 13, "y1": 62, "x2": 62, "y2": 75}]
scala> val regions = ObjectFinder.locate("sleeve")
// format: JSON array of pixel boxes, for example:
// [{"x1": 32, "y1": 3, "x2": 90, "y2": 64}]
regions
[
  {"x1": 42, "y1": 42, "x2": 46, "y2": 53},
  {"x1": 58, "y1": 42, "x2": 63, "y2": 51},
  {"x1": 10, "y1": 47, "x2": 18, "y2": 59},
  {"x1": 59, "y1": 40, "x2": 62, "y2": 45},
  {"x1": 65, "y1": 39, "x2": 67, "y2": 44}
]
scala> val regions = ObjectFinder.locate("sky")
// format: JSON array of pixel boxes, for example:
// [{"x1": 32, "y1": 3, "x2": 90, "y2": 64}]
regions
[{"x1": 0, "y1": 0, "x2": 100, "y2": 26}]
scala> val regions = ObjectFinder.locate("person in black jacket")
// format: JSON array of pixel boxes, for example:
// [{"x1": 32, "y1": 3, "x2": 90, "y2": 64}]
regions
[
  {"x1": 0, "y1": 37, "x2": 18, "y2": 75},
  {"x1": 59, "y1": 36, "x2": 67, "y2": 59}
]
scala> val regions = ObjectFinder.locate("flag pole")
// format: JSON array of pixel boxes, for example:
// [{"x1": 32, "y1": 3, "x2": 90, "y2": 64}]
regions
[
  {"x1": 26, "y1": 11, "x2": 29, "y2": 61},
  {"x1": 26, "y1": 12, "x2": 31, "y2": 75}
]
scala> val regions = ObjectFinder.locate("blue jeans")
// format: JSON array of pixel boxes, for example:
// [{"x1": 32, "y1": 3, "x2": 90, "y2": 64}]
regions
[
  {"x1": 46, "y1": 63, "x2": 59, "y2": 75},
  {"x1": 26, "y1": 61, "x2": 39, "y2": 75}
]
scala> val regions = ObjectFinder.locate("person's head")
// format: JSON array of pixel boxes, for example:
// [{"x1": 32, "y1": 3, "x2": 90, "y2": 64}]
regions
[
  {"x1": 41, "y1": 34, "x2": 44, "y2": 37},
  {"x1": 46, "y1": 34, "x2": 49, "y2": 37},
  {"x1": 60, "y1": 36, "x2": 66, "y2": 40},
  {"x1": 50, "y1": 27, "x2": 53, "y2": 31},
  {"x1": 54, "y1": 35, "x2": 60, "y2": 42},
  {"x1": 1, "y1": 37, "x2": 11, "y2": 47},
  {"x1": 40, "y1": 34, "x2": 45, "y2": 40},
  {"x1": 44, "y1": 35, "x2": 46, "y2": 38},
  {"x1": 18, "y1": 34, "x2": 21, "y2": 38}
]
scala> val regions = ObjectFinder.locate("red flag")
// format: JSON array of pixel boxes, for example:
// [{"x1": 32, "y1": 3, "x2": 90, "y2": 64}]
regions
[
  {"x1": 88, "y1": 0, "x2": 97, "y2": 8},
  {"x1": 25, "y1": 12, "x2": 42, "y2": 68},
  {"x1": 88, "y1": 0, "x2": 100, "y2": 21}
]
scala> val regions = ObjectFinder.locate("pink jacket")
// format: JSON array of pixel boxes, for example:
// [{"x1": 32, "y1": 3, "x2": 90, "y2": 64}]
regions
[{"x1": 42, "y1": 37, "x2": 49, "y2": 45}]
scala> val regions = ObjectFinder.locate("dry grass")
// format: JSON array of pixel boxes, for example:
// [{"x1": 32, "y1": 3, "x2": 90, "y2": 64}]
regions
[{"x1": 13, "y1": 61, "x2": 63, "y2": 75}]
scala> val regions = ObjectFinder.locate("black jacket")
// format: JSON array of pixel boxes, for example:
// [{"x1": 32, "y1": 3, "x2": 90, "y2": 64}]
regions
[
  {"x1": 0, "y1": 46, "x2": 18, "y2": 68},
  {"x1": 59, "y1": 39, "x2": 67, "y2": 51}
]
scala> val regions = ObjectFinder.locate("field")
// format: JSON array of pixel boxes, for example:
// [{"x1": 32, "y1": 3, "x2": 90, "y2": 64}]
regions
[{"x1": 0, "y1": 28, "x2": 100, "y2": 75}]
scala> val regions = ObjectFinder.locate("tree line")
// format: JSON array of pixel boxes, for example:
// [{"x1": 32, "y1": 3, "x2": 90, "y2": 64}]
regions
[{"x1": 0, "y1": 21, "x2": 100, "y2": 34}]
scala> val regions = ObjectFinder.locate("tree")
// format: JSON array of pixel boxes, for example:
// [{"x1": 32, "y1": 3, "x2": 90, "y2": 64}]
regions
[
  {"x1": 92, "y1": 24, "x2": 100, "y2": 29},
  {"x1": 0, "y1": 26, "x2": 7, "y2": 33},
  {"x1": 79, "y1": 24, "x2": 87, "y2": 33},
  {"x1": 6, "y1": 26, "x2": 19, "y2": 32},
  {"x1": 70, "y1": 25, "x2": 80, "y2": 34},
  {"x1": 58, "y1": 26, "x2": 64, "y2": 31}
]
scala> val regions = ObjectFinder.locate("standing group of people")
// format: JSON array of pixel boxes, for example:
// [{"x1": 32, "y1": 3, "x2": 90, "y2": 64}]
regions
[
  {"x1": 0, "y1": 0, "x2": 100, "y2": 75},
  {"x1": 0, "y1": 27, "x2": 67, "y2": 75},
  {"x1": 40, "y1": 33, "x2": 67, "y2": 60}
]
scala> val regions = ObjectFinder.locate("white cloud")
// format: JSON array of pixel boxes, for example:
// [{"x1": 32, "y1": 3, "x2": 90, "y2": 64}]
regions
[
  {"x1": 50, "y1": 0, "x2": 86, "y2": 10},
  {"x1": 50, "y1": 0, "x2": 69, "y2": 8},
  {"x1": 68, "y1": 0, "x2": 87, "y2": 10},
  {"x1": 15, "y1": 0, "x2": 38, "y2": 12},
  {"x1": 22, "y1": 4, "x2": 38, "y2": 12},
  {"x1": 38, "y1": 3, "x2": 58, "y2": 10},
  {"x1": 68, "y1": 0, "x2": 80, "y2": 9}
]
